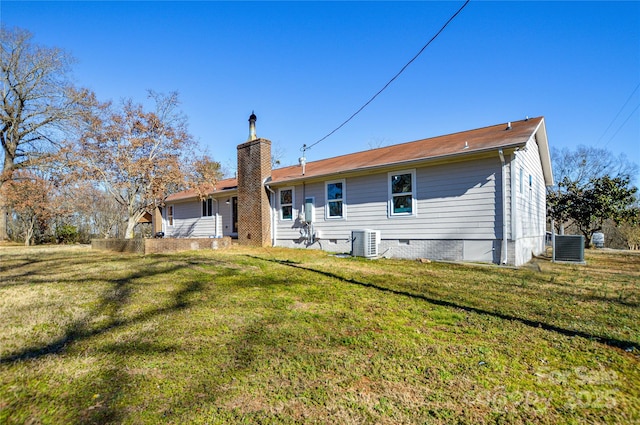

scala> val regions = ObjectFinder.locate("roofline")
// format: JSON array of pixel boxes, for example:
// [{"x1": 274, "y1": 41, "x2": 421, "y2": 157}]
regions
[
  {"x1": 532, "y1": 117, "x2": 554, "y2": 186},
  {"x1": 165, "y1": 185, "x2": 238, "y2": 203},
  {"x1": 269, "y1": 141, "x2": 528, "y2": 186},
  {"x1": 165, "y1": 116, "x2": 552, "y2": 198}
]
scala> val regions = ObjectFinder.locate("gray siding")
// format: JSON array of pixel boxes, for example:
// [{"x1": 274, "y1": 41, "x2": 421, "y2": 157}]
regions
[
  {"x1": 219, "y1": 198, "x2": 236, "y2": 237},
  {"x1": 274, "y1": 157, "x2": 502, "y2": 250},
  {"x1": 511, "y1": 135, "x2": 547, "y2": 264},
  {"x1": 164, "y1": 198, "x2": 231, "y2": 238},
  {"x1": 165, "y1": 140, "x2": 547, "y2": 266}
]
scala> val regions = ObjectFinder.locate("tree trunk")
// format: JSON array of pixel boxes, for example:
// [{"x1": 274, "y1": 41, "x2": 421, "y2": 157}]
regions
[
  {"x1": 24, "y1": 218, "x2": 35, "y2": 246},
  {"x1": 124, "y1": 210, "x2": 146, "y2": 239},
  {"x1": 0, "y1": 178, "x2": 9, "y2": 240},
  {"x1": 124, "y1": 217, "x2": 136, "y2": 239},
  {"x1": 0, "y1": 203, "x2": 8, "y2": 241}
]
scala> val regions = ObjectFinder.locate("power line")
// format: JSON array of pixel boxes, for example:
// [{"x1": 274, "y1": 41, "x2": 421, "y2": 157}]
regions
[
  {"x1": 596, "y1": 82, "x2": 639, "y2": 146},
  {"x1": 303, "y1": 0, "x2": 471, "y2": 154},
  {"x1": 603, "y1": 102, "x2": 640, "y2": 148}
]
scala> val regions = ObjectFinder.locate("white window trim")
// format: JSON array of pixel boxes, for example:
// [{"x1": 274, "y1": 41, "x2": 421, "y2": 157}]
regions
[
  {"x1": 325, "y1": 179, "x2": 346, "y2": 220},
  {"x1": 202, "y1": 198, "x2": 213, "y2": 218},
  {"x1": 388, "y1": 169, "x2": 417, "y2": 218},
  {"x1": 167, "y1": 204, "x2": 174, "y2": 227},
  {"x1": 279, "y1": 187, "x2": 295, "y2": 221}
]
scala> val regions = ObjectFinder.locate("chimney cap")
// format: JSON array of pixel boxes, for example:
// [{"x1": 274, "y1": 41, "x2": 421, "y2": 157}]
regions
[{"x1": 248, "y1": 111, "x2": 258, "y2": 141}]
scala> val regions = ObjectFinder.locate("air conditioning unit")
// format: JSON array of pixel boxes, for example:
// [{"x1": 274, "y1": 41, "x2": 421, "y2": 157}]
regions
[
  {"x1": 554, "y1": 235, "x2": 585, "y2": 263},
  {"x1": 352, "y1": 230, "x2": 380, "y2": 258}
]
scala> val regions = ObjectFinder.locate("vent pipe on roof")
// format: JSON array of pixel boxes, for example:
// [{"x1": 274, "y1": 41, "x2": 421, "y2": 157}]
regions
[
  {"x1": 299, "y1": 155, "x2": 306, "y2": 175},
  {"x1": 299, "y1": 144, "x2": 307, "y2": 175},
  {"x1": 506, "y1": 122, "x2": 512, "y2": 130},
  {"x1": 248, "y1": 111, "x2": 257, "y2": 141}
]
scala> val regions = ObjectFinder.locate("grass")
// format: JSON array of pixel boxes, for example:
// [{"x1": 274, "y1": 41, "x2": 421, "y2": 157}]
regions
[{"x1": 0, "y1": 244, "x2": 638, "y2": 424}]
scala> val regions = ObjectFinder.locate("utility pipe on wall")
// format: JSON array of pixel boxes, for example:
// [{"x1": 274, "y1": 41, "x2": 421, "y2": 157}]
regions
[{"x1": 264, "y1": 182, "x2": 276, "y2": 246}]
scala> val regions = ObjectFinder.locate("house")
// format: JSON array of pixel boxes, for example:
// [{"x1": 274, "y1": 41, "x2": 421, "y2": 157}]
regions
[{"x1": 163, "y1": 115, "x2": 553, "y2": 266}]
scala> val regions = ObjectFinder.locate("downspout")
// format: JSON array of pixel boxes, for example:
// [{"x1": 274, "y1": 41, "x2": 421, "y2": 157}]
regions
[
  {"x1": 213, "y1": 198, "x2": 220, "y2": 237},
  {"x1": 510, "y1": 153, "x2": 518, "y2": 241},
  {"x1": 265, "y1": 183, "x2": 276, "y2": 246},
  {"x1": 498, "y1": 149, "x2": 508, "y2": 265}
]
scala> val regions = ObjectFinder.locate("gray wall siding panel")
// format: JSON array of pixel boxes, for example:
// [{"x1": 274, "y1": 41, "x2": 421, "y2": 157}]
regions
[
  {"x1": 274, "y1": 157, "x2": 502, "y2": 244},
  {"x1": 512, "y1": 135, "x2": 547, "y2": 264},
  {"x1": 166, "y1": 199, "x2": 227, "y2": 238}
]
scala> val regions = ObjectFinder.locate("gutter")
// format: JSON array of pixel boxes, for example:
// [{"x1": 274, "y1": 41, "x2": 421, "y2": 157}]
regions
[
  {"x1": 270, "y1": 143, "x2": 527, "y2": 187},
  {"x1": 166, "y1": 187, "x2": 238, "y2": 203}
]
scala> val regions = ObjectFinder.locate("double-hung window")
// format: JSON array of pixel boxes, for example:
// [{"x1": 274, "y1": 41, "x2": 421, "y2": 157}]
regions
[
  {"x1": 202, "y1": 198, "x2": 213, "y2": 217},
  {"x1": 167, "y1": 205, "x2": 174, "y2": 226},
  {"x1": 279, "y1": 188, "x2": 294, "y2": 220},
  {"x1": 389, "y1": 170, "x2": 416, "y2": 217},
  {"x1": 326, "y1": 179, "x2": 345, "y2": 219}
]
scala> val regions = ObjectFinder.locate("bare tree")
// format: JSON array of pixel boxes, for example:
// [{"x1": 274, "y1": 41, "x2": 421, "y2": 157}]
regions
[
  {"x1": 551, "y1": 145, "x2": 638, "y2": 190},
  {"x1": 367, "y1": 137, "x2": 390, "y2": 150},
  {"x1": 548, "y1": 145, "x2": 639, "y2": 245},
  {"x1": 87, "y1": 187, "x2": 127, "y2": 238},
  {"x1": 1, "y1": 170, "x2": 62, "y2": 245},
  {"x1": 1, "y1": 26, "x2": 91, "y2": 240},
  {"x1": 188, "y1": 154, "x2": 223, "y2": 200},
  {"x1": 72, "y1": 91, "x2": 194, "y2": 239},
  {"x1": 271, "y1": 142, "x2": 286, "y2": 168}
]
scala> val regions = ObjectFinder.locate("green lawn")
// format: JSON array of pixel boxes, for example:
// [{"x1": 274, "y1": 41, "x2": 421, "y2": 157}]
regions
[{"x1": 0, "y1": 245, "x2": 638, "y2": 424}]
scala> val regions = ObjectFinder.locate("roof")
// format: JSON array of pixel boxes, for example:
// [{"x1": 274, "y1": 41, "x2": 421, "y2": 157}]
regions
[
  {"x1": 166, "y1": 116, "x2": 551, "y2": 202},
  {"x1": 166, "y1": 177, "x2": 238, "y2": 202}
]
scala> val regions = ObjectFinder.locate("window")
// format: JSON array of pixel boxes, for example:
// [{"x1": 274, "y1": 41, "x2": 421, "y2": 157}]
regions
[
  {"x1": 202, "y1": 198, "x2": 213, "y2": 217},
  {"x1": 279, "y1": 188, "x2": 294, "y2": 220},
  {"x1": 326, "y1": 179, "x2": 345, "y2": 219},
  {"x1": 168, "y1": 205, "x2": 174, "y2": 226},
  {"x1": 529, "y1": 174, "x2": 533, "y2": 202},
  {"x1": 519, "y1": 168, "x2": 524, "y2": 194},
  {"x1": 389, "y1": 170, "x2": 416, "y2": 216}
]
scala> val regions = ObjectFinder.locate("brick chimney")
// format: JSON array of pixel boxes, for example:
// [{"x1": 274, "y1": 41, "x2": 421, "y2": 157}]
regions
[{"x1": 237, "y1": 113, "x2": 272, "y2": 246}]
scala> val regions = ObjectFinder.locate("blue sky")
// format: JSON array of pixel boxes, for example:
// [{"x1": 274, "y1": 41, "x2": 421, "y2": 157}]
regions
[{"x1": 2, "y1": 1, "x2": 639, "y2": 182}]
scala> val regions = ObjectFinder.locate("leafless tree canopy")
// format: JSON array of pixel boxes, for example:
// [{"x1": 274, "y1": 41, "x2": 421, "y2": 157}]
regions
[
  {"x1": 72, "y1": 92, "x2": 195, "y2": 239},
  {"x1": 551, "y1": 145, "x2": 638, "y2": 190},
  {"x1": 0, "y1": 26, "x2": 90, "y2": 240}
]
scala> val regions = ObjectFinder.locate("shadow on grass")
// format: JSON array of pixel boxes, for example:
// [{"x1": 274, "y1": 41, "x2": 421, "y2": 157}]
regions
[
  {"x1": 254, "y1": 256, "x2": 638, "y2": 353},
  {"x1": 0, "y1": 261, "x2": 206, "y2": 365},
  {"x1": 0, "y1": 253, "x2": 231, "y2": 424},
  {"x1": 0, "y1": 251, "x2": 138, "y2": 288},
  {"x1": 69, "y1": 365, "x2": 130, "y2": 424}
]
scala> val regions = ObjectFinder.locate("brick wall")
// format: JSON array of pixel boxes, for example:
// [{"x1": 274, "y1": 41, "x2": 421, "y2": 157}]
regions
[
  {"x1": 237, "y1": 138, "x2": 272, "y2": 247},
  {"x1": 91, "y1": 238, "x2": 145, "y2": 253},
  {"x1": 91, "y1": 237, "x2": 232, "y2": 254},
  {"x1": 378, "y1": 240, "x2": 464, "y2": 261}
]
